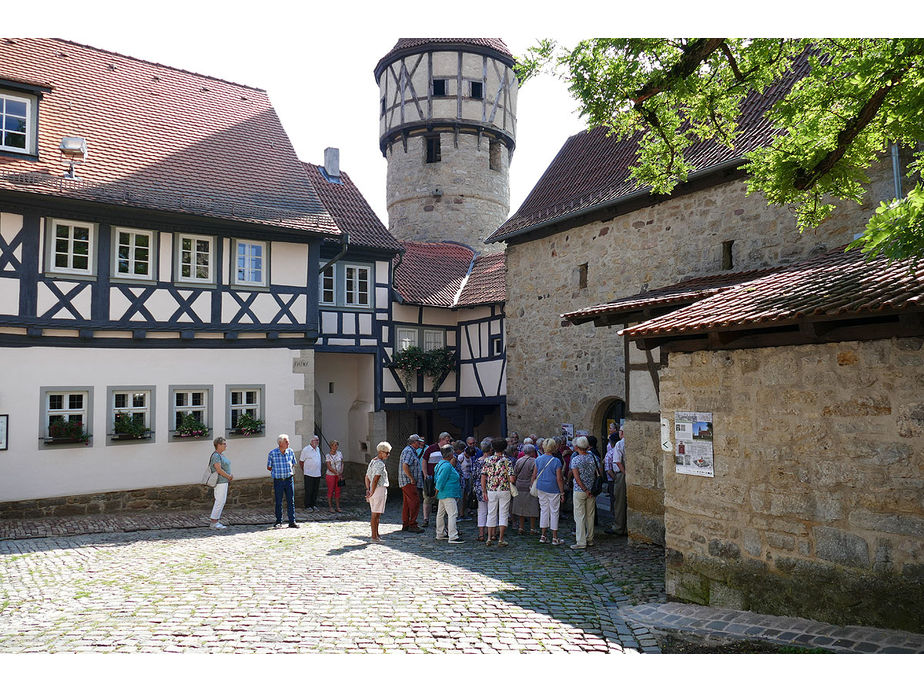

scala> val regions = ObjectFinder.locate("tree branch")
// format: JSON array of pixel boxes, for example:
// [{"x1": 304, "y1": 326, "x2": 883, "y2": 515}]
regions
[{"x1": 632, "y1": 38, "x2": 726, "y2": 106}]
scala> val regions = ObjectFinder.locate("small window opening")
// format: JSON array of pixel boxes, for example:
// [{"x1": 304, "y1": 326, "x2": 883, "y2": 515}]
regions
[
  {"x1": 489, "y1": 140, "x2": 502, "y2": 171},
  {"x1": 470, "y1": 81, "x2": 483, "y2": 99},
  {"x1": 577, "y1": 263, "x2": 588, "y2": 289},
  {"x1": 329, "y1": 382, "x2": 334, "y2": 394},
  {"x1": 425, "y1": 135, "x2": 441, "y2": 164},
  {"x1": 432, "y1": 79, "x2": 447, "y2": 97},
  {"x1": 722, "y1": 240, "x2": 735, "y2": 270}
]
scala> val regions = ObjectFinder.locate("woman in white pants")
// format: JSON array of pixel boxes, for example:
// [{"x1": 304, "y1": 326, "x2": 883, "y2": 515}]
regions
[
  {"x1": 209, "y1": 437, "x2": 234, "y2": 529},
  {"x1": 569, "y1": 436, "x2": 598, "y2": 549},
  {"x1": 532, "y1": 438, "x2": 566, "y2": 545},
  {"x1": 480, "y1": 438, "x2": 516, "y2": 547}
]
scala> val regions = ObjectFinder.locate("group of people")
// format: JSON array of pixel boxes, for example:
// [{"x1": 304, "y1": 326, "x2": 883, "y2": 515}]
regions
[{"x1": 364, "y1": 426, "x2": 627, "y2": 549}]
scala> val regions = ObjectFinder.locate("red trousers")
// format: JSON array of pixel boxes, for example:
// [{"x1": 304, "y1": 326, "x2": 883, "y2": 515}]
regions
[
  {"x1": 326, "y1": 474, "x2": 341, "y2": 500},
  {"x1": 401, "y1": 483, "x2": 420, "y2": 529}
]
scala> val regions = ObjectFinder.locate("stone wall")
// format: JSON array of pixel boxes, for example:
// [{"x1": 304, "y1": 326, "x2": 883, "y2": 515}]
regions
[
  {"x1": 503, "y1": 155, "x2": 896, "y2": 547},
  {"x1": 657, "y1": 338, "x2": 924, "y2": 632},
  {"x1": 386, "y1": 132, "x2": 509, "y2": 252}
]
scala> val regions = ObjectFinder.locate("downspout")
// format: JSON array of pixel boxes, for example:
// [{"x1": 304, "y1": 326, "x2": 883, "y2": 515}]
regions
[
  {"x1": 319, "y1": 231, "x2": 350, "y2": 274},
  {"x1": 891, "y1": 143, "x2": 903, "y2": 199},
  {"x1": 391, "y1": 248, "x2": 407, "y2": 303}
]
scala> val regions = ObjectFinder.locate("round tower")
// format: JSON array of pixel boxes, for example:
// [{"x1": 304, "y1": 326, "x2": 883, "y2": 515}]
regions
[{"x1": 374, "y1": 38, "x2": 517, "y2": 251}]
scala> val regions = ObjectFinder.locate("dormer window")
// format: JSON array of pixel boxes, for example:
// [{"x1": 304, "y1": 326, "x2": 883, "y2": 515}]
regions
[{"x1": 0, "y1": 91, "x2": 36, "y2": 155}]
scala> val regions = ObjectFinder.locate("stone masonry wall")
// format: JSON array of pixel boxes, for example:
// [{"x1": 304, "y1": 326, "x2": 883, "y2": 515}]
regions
[
  {"x1": 387, "y1": 132, "x2": 509, "y2": 252},
  {"x1": 658, "y1": 339, "x2": 924, "y2": 632},
  {"x1": 504, "y1": 155, "x2": 896, "y2": 547}
]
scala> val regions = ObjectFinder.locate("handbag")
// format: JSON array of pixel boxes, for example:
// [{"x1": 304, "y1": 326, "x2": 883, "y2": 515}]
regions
[
  {"x1": 337, "y1": 476, "x2": 345, "y2": 488},
  {"x1": 202, "y1": 456, "x2": 219, "y2": 488},
  {"x1": 590, "y1": 463, "x2": 604, "y2": 496}
]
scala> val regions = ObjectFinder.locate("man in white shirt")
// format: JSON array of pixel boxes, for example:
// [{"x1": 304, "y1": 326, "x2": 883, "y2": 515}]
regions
[{"x1": 299, "y1": 435, "x2": 323, "y2": 511}]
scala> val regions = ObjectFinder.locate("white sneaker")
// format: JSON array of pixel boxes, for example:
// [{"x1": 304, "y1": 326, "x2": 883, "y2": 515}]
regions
[{"x1": 210, "y1": 522, "x2": 227, "y2": 530}]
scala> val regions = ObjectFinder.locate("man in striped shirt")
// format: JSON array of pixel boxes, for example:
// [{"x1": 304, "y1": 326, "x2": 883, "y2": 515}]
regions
[
  {"x1": 398, "y1": 434, "x2": 425, "y2": 533},
  {"x1": 267, "y1": 434, "x2": 299, "y2": 529}
]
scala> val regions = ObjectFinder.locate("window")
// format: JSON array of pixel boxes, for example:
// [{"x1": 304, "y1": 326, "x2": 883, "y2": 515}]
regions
[
  {"x1": 41, "y1": 387, "x2": 93, "y2": 445},
  {"x1": 227, "y1": 386, "x2": 264, "y2": 435},
  {"x1": 722, "y1": 240, "x2": 735, "y2": 270},
  {"x1": 577, "y1": 262, "x2": 588, "y2": 289},
  {"x1": 344, "y1": 264, "x2": 370, "y2": 307},
  {"x1": 49, "y1": 219, "x2": 95, "y2": 275},
  {"x1": 489, "y1": 140, "x2": 502, "y2": 171},
  {"x1": 432, "y1": 79, "x2": 447, "y2": 97},
  {"x1": 109, "y1": 387, "x2": 154, "y2": 441},
  {"x1": 470, "y1": 81, "x2": 484, "y2": 99},
  {"x1": 381, "y1": 97, "x2": 387, "y2": 115},
  {"x1": 397, "y1": 327, "x2": 418, "y2": 351},
  {"x1": 176, "y1": 234, "x2": 213, "y2": 283},
  {"x1": 234, "y1": 240, "x2": 266, "y2": 286},
  {"x1": 423, "y1": 329, "x2": 444, "y2": 351},
  {"x1": 169, "y1": 386, "x2": 212, "y2": 436},
  {"x1": 0, "y1": 91, "x2": 35, "y2": 154},
  {"x1": 113, "y1": 227, "x2": 155, "y2": 281},
  {"x1": 320, "y1": 265, "x2": 335, "y2": 304},
  {"x1": 425, "y1": 135, "x2": 441, "y2": 164},
  {"x1": 491, "y1": 334, "x2": 504, "y2": 356}
]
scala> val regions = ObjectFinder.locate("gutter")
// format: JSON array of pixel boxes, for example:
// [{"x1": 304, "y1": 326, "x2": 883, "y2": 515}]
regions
[
  {"x1": 489, "y1": 157, "x2": 750, "y2": 245},
  {"x1": 891, "y1": 143, "x2": 903, "y2": 199}
]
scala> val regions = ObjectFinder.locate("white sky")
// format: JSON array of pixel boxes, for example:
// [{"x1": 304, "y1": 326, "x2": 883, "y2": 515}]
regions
[{"x1": 5, "y1": 0, "x2": 887, "y2": 231}]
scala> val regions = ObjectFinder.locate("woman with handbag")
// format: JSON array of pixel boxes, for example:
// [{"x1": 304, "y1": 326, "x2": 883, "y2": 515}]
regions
[
  {"x1": 325, "y1": 439, "x2": 344, "y2": 513},
  {"x1": 532, "y1": 438, "x2": 565, "y2": 545},
  {"x1": 568, "y1": 436, "x2": 599, "y2": 549},
  {"x1": 512, "y1": 444, "x2": 540, "y2": 535},
  {"x1": 208, "y1": 436, "x2": 234, "y2": 529}
]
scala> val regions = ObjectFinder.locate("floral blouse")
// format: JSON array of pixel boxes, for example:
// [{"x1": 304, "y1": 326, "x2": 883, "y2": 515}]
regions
[
  {"x1": 471, "y1": 455, "x2": 488, "y2": 501},
  {"x1": 480, "y1": 453, "x2": 514, "y2": 492},
  {"x1": 326, "y1": 451, "x2": 343, "y2": 476}
]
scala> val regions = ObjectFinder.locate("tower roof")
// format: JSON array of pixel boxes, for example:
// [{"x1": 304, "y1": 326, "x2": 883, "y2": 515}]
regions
[{"x1": 374, "y1": 38, "x2": 514, "y2": 80}]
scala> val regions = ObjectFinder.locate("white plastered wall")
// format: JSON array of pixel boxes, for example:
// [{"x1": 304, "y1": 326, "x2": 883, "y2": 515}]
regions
[{"x1": 313, "y1": 352, "x2": 375, "y2": 464}]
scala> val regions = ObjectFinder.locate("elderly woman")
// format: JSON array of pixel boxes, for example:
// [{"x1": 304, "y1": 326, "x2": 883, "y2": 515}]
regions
[
  {"x1": 470, "y1": 438, "x2": 492, "y2": 541},
  {"x1": 208, "y1": 436, "x2": 234, "y2": 529},
  {"x1": 532, "y1": 438, "x2": 565, "y2": 545},
  {"x1": 512, "y1": 443, "x2": 540, "y2": 535},
  {"x1": 365, "y1": 441, "x2": 392, "y2": 543},
  {"x1": 569, "y1": 436, "x2": 599, "y2": 549},
  {"x1": 481, "y1": 438, "x2": 516, "y2": 547},
  {"x1": 325, "y1": 439, "x2": 344, "y2": 513}
]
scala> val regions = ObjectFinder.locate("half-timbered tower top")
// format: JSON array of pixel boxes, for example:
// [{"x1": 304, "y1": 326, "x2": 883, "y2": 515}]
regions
[{"x1": 374, "y1": 38, "x2": 518, "y2": 252}]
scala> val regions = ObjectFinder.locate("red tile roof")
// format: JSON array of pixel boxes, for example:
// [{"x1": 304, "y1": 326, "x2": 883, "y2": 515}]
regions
[
  {"x1": 0, "y1": 38, "x2": 337, "y2": 235},
  {"x1": 375, "y1": 38, "x2": 514, "y2": 78},
  {"x1": 621, "y1": 246, "x2": 924, "y2": 339},
  {"x1": 457, "y1": 252, "x2": 506, "y2": 306},
  {"x1": 302, "y1": 162, "x2": 402, "y2": 252},
  {"x1": 562, "y1": 267, "x2": 777, "y2": 325},
  {"x1": 488, "y1": 60, "x2": 809, "y2": 244},
  {"x1": 393, "y1": 242, "x2": 474, "y2": 307}
]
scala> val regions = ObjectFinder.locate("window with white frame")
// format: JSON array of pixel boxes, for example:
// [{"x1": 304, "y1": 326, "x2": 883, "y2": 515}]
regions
[
  {"x1": 228, "y1": 386, "x2": 263, "y2": 432},
  {"x1": 423, "y1": 329, "x2": 445, "y2": 351},
  {"x1": 172, "y1": 389, "x2": 209, "y2": 430},
  {"x1": 344, "y1": 264, "x2": 370, "y2": 307},
  {"x1": 113, "y1": 228, "x2": 155, "y2": 280},
  {"x1": 234, "y1": 240, "x2": 266, "y2": 286},
  {"x1": 320, "y1": 265, "x2": 335, "y2": 304},
  {"x1": 50, "y1": 219, "x2": 95, "y2": 275},
  {"x1": 110, "y1": 389, "x2": 153, "y2": 438},
  {"x1": 396, "y1": 327, "x2": 418, "y2": 351},
  {"x1": 0, "y1": 91, "x2": 35, "y2": 155},
  {"x1": 44, "y1": 390, "x2": 89, "y2": 440},
  {"x1": 176, "y1": 234, "x2": 213, "y2": 283}
]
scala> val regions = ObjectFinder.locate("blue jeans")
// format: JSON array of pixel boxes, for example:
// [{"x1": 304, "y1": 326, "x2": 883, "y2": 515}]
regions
[{"x1": 273, "y1": 476, "x2": 295, "y2": 524}]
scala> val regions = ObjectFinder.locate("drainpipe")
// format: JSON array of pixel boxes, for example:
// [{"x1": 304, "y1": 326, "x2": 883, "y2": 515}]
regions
[
  {"x1": 391, "y1": 248, "x2": 407, "y2": 303},
  {"x1": 319, "y1": 231, "x2": 350, "y2": 274},
  {"x1": 891, "y1": 143, "x2": 903, "y2": 200}
]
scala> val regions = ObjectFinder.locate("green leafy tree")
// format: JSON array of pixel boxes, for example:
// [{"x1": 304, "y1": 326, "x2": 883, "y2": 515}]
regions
[{"x1": 518, "y1": 38, "x2": 924, "y2": 259}]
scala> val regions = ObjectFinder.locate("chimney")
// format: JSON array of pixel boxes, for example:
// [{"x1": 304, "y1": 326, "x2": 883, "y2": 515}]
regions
[{"x1": 324, "y1": 147, "x2": 340, "y2": 178}]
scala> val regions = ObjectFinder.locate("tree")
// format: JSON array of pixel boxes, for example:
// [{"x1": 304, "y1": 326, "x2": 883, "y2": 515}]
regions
[{"x1": 517, "y1": 39, "x2": 924, "y2": 260}]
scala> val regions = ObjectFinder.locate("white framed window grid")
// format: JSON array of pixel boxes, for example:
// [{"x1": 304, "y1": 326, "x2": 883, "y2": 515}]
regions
[
  {"x1": 229, "y1": 388, "x2": 261, "y2": 428},
  {"x1": 112, "y1": 390, "x2": 150, "y2": 428},
  {"x1": 344, "y1": 264, "x2": 370, "y2": 307},
  {"x1": 173, "y1": 389, "x2": 208, "y2": 429},
  {"x1": 423, "y1": 329, "x2": 445, "y2": 351},
  {"x1": 0, "y1": 92, "x2": 33, "y2": 154},
  {"x1": 113, "y1": 227, "x2": 155, "y2": 280},
  {"x1": 320, "y1": 265, "x2": 335, "y2": 304},
  {"x1": 50, "y1": 219, "x2": 94, "y2": 275},
  {"x1": 235, "y1": 240, "x2": 266, "y2": 286},
  {"x1": 177, "y1": 234, "x2": 213, "y2": 283},
  {"x1": 397, "y1": 327, "x2": 418, "y2": 352},
  {"x1": 46, "y1": 391, "x2": 87, "y2": 438}
]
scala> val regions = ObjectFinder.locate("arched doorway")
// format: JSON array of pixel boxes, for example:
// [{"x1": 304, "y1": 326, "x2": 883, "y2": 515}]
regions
[{"x1": 594, "y1": 397, "x2": 625, "y2": 448}]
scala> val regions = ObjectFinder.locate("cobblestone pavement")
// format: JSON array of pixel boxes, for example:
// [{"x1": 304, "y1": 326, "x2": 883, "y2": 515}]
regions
[{"x1": 0, "y1": 500, "x2": 663, "y2": 654}]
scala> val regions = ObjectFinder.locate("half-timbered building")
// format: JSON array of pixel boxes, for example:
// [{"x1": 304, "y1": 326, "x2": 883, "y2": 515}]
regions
[{"x1": 0, "y1": 39, "x2": 335, "y2": 512}]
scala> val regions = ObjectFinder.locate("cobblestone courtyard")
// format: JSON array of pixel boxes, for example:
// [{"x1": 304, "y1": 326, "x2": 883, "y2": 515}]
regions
[{"x1": 0, "y1": 502, "x2": 666, "y2": 654}]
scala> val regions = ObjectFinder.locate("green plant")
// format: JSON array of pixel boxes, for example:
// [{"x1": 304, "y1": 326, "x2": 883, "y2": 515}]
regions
[
  {"x1": 392, "y1": 346, "x2": 455, "y2": 388},
  {"x1": 47, "y1": 418, "x2": 89, "y2": 443},
  {"x1": 233, "y1": 411, "x2": 264, "y2": 436},
  {"x1": 113, "y1": 412, "x2": 150, "y2": 439},
  {"x1": 175, "y1": 413, "x2": 208, "y2": 438}
]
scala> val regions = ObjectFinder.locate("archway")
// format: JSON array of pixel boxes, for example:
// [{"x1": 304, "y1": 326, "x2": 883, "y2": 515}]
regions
[{"x1": 593, "y1": 397, "x2": 625, "y2": 448}]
